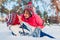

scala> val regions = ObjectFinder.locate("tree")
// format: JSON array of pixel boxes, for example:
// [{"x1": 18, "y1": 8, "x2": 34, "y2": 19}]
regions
[
  {"x1": 36, "y1": 10, "x2": 42, "y2": 18},
  {"x1": 0, "y1": 0, "x2": 7, "y2": 18},
  {"x1": 43, "y1": 11, "x2": 48, "y2": 23},
  {"x1": 51, "y1": 0, "x2": 60, "y2": 16},
  {"x1": 51, "y1": 0, "x2": 60, "y2": 23}
]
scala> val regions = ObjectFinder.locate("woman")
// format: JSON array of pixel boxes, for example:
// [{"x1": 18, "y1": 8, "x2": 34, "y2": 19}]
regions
[
  {"x1": 18, "y1": 7, "x2": 44, "y2": 36},
  {"x1": 18, "y1": 7, "x2": 55, "y2": 38}
]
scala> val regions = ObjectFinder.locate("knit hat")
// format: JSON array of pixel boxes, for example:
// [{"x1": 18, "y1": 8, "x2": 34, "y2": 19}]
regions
[
  {"x1": 26, "y1": 1, "x2": 33, "y2": 8},
  {"x1": 28, "y1": 1, "x2": 32, "y2": 5}
]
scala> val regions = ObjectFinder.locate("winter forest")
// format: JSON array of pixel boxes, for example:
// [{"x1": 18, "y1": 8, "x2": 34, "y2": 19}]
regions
[{"x1": 0, "y1": 0, "x2": 60, "y2": 40}]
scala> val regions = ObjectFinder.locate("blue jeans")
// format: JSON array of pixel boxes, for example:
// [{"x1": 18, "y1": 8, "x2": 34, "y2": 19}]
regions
[{"x1": 20, "y1": 23, "x2": 55, "y2": 38}]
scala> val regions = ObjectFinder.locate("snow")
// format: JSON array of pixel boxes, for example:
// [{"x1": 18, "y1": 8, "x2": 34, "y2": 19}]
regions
[{"x1": 0, "y1": 22, "x2": 60, "y2": 40}]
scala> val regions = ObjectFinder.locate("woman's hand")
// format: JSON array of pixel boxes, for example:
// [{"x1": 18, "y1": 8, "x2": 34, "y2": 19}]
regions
[{"x1": 17, "y1": 15, "x2": 23, "y2": 23}]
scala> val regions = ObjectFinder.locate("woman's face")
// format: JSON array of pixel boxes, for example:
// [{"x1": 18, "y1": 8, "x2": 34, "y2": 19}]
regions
[{"x1": 24, "y1": 10, "x2": 30, "y2": 19}]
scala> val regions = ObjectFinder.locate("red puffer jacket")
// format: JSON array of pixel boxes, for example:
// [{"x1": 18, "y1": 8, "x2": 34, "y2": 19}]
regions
[{"x1": 20, "y1": 8, "x2": 44, "y2": 29}]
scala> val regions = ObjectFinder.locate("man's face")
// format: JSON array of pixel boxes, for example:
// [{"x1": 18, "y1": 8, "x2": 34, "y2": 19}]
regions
[{"x1": 24, "y1": 10, "x2": 30, "y2": 19}]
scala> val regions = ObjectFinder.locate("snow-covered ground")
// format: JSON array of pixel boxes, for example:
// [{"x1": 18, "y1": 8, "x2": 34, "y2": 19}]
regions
[{"x1": 0, "y1": 22, "x2": 60, "y2": 40}]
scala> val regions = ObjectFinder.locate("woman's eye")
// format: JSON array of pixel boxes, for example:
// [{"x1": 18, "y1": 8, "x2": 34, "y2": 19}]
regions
[{"x1": 30, "y1": 7, "x2": 31, "y2": 8}]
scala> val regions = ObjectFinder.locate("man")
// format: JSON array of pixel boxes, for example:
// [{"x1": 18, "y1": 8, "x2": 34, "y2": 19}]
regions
[{"x1": 6, "y1": 12, "x2": 22, "y2": 36}]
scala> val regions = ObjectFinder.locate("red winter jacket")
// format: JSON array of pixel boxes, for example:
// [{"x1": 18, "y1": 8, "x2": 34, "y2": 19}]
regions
[{"x1": 20, "y1": 8, "x2": 44, "y2": 29}]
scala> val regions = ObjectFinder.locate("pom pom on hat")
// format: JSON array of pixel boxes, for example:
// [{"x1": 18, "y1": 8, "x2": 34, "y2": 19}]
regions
[
  {"x1": 28, "y1": 1, "x2": 32, "y2": 5},
  {"x1": 26, "y1": 1, "x2": 33, "y2": 9}
]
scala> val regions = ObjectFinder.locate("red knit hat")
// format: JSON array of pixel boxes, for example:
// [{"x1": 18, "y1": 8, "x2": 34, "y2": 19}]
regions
[
  {"x1": 28, "y1": 1, "x2": 32, "y2": 5},
  {"x1": 24, "y1": 2, "x2": 34, "y2": 15},
  {"x1": 26, "y1": 1, "x2": 33, "y2": 8}
]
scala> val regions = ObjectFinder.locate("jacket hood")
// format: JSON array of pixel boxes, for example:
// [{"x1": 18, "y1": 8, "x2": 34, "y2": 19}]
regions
[{"x1": 24, "y1": 7, "x2": 35, "y2": 15}]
